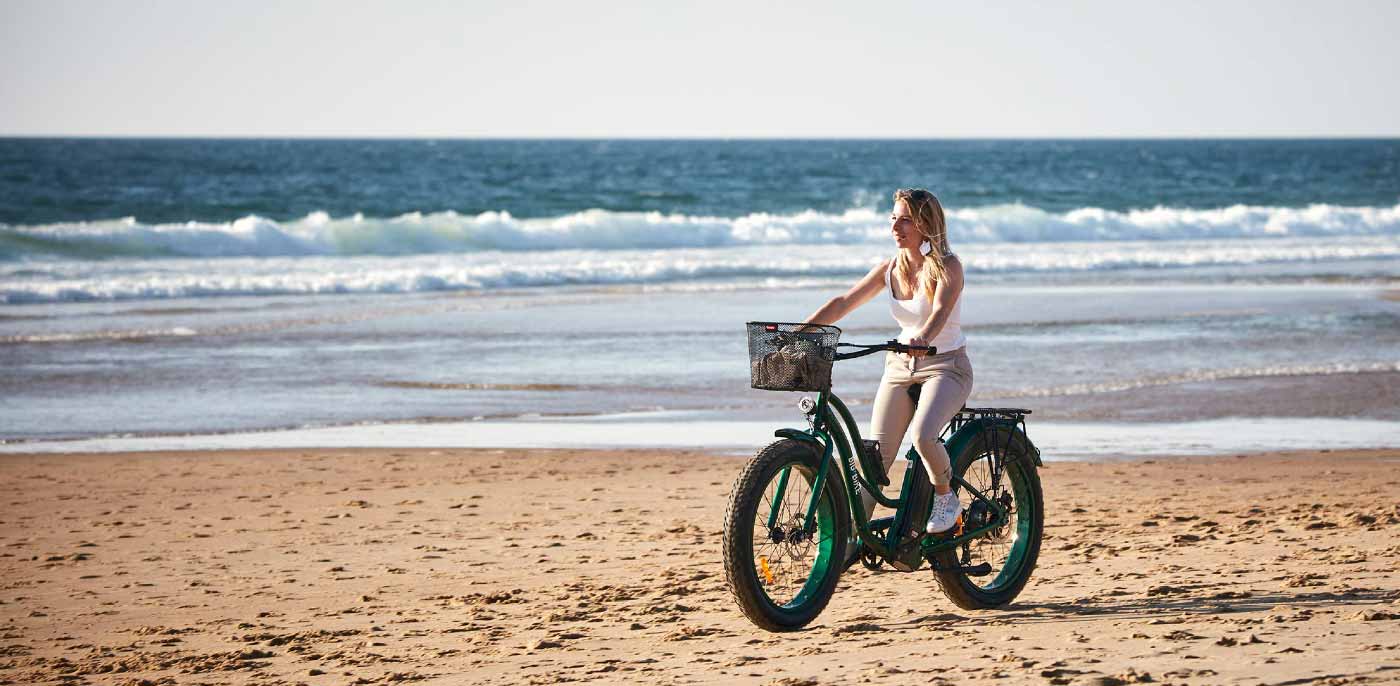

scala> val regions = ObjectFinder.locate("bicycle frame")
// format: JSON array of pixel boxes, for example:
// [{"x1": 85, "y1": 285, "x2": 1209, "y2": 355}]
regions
[{"x1": 769, "y1": 391, "x2": 1038, "y2": 565}]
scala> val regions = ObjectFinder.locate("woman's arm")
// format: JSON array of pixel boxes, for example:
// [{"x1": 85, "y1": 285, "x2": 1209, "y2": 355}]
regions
[
  {"x1": 908, "y1": 256, "x2": 964, "y2": 354},
  {"x1": 803, "y1": 259, "x2": 889, "y2": 326}
]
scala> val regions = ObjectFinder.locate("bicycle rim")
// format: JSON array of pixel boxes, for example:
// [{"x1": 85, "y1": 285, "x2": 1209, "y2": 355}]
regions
[
  {"x1": 961, "y1": 452, "x2": 1035, "y2": 593},
  {"x1": 750, "y1": 462, "x2": 837, "y2": 610}
]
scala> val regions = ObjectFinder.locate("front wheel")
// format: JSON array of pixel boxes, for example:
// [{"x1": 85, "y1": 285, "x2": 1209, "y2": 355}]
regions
[
  {"x1": 934, "y1": 429, "x2": 1044, "y2": 609},
  {"x1": 723, "y1": 439, "x2": 849, "y2": 631}
]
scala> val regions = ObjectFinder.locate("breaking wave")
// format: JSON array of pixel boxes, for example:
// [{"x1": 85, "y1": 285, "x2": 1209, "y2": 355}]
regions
[
  {"x1": 2, "y1": 237, "x2": 1397, "y2": 304},
  {"x1": 3, "y1": 202, "x2": 1398, "y2": 260}
]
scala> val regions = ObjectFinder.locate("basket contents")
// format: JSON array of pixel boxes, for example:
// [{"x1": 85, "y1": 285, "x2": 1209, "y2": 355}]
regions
[{"x1": 746, "y1": 322, "x2": 839, "y2": 392}]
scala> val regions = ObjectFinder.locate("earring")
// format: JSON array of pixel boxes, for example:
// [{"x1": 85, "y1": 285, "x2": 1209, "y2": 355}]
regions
[{"x1": 920, "y1": 241, "x2": 932, "y2": 256}]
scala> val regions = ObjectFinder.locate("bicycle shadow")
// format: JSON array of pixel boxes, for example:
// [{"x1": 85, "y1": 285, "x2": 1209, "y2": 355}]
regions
[{"x1": 889, "y1": 586, "x2": 1396, "y2": 628}]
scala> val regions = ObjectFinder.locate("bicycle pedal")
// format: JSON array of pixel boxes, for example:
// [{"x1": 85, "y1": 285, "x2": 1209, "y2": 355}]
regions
[{"x1": 952, "y1": 514, "x2": 965, "y2": 537}]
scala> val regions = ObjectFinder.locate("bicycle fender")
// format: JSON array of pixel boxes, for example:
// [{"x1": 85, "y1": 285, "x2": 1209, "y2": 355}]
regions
[
  {"x1": 774, "y1": 428, "x2": 821, "y2": 446},
  {"x1": 945, "y1": 418, "x2": 1042, "y2": 467}
]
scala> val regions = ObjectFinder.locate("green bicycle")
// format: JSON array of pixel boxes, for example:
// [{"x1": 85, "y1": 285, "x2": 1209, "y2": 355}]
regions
[{"x1": 724, "y1": 322, "x2": 1044, "y2": 631}]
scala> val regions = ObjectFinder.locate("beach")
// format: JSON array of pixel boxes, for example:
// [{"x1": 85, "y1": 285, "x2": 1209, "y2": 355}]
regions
[
  {"x1": 2, "y1": 138, "x2": 1398, "y2": 684},
  {"x1": 3, "y1": 4, "x2": 1399, "y2": 681},
  {"x1": 3, "y1": 446, "x2": 1397, "y2": 685}
]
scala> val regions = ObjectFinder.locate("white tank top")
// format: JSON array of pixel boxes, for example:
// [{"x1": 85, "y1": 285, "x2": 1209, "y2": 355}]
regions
[{"x1": 885, "y1": 258, "x2": 966, "y2": 352}]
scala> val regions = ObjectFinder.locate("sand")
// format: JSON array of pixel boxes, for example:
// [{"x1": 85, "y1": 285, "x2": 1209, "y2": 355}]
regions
[{"x1": 1, "y1": 447, "x2": 1398, "y2": 685}]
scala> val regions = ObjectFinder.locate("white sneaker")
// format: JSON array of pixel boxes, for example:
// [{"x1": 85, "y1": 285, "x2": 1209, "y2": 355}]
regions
[{"x1": 926, "y1": 491, "x2": 962, "y2": 534}]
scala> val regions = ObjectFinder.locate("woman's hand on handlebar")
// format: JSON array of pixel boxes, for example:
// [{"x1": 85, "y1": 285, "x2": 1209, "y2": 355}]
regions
[
  {"x1": 906, "y1": 335, "x2": 931, "y2": 358},
  {"x1": 883, "y1": 339, "x2": 934, "y2": 357}
]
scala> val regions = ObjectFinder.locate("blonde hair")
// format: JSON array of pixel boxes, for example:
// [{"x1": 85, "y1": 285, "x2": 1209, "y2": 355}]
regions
[{"x1": 891, "y1": 188, "x2": 950, "y2": 301}]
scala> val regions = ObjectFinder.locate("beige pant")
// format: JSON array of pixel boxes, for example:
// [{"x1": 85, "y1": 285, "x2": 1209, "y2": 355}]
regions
[{"x1": 867, "y1": 347, "x2": 973, "y2": 504}]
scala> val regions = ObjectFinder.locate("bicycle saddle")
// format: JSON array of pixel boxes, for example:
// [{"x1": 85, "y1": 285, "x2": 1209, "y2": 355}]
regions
[{"x1": 906, "y1": 382, "x2": 923, "y2": 402}]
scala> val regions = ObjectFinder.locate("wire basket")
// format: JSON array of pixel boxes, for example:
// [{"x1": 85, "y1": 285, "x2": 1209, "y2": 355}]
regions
[{"x1": 746, "y1": 322, "x2": 840, "y2": 392}]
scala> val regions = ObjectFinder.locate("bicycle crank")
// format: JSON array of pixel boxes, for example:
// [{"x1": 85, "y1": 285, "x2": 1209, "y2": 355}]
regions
[{"x1": 930, "y1": 558, "x2": 993, "y2": 577}]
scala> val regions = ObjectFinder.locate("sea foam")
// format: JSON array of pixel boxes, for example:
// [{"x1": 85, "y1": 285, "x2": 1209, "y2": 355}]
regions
[
  {"x1": 2, "y1": 238, "x2": 1397, "y2": 304},
  {"x1": 3, "y1": 202, "x2": 1398, "y2": 260}
]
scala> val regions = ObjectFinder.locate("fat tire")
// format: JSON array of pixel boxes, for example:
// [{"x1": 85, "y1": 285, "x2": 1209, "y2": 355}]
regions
[
  {"x1": 934, "y1": 429, "x2": 1043, "y2": 610},
  {"x1": 722, "y1": 439, "x2": 849, "y2": 631}
]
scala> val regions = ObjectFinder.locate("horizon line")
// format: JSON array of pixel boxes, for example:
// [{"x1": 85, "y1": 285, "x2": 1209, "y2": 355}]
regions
[{"x1": 3, "y1": 133, "x2": 1400, "y2": 142}]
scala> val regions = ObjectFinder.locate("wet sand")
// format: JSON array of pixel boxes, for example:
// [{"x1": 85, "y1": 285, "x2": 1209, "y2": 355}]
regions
[
  {"x1": 1, "y1": 447, "x2": 1398, "y2": 685},
  {"x1": 998, "y1": 371, "x2": 1400, "y2": 423}
]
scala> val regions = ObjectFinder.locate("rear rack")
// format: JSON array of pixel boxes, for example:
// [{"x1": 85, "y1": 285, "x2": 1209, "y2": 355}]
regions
[
  {"x1": 939, "y1": 405, "x2": 1041, "y2": 469},
  {"x1": 942, "y1": 407, "x2": 1034, "y2": 451},
  {"x1": 946, "y1": 407, "x2": 1031, "y2": 434}
]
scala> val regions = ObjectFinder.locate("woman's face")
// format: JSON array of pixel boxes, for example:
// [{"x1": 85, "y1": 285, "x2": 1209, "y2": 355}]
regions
[{"x1": 890, "y1": 199, "x2": 923, "y2": 250}]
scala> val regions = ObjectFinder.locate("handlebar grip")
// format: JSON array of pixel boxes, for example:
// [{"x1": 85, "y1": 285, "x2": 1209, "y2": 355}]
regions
[{"x1": 889, "y1": 340, "x2": 937, "y2": 355}]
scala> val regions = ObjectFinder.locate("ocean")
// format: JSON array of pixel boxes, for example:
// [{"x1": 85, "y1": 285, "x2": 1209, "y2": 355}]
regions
[{"x1": 1, "y1": 139, "x2": 1397, "y2": 454}]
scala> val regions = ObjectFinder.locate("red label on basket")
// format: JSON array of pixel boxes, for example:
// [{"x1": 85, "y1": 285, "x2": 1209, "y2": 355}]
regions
[{"x1": 765, "y1": 324, "x2": 777, "y2": 331}]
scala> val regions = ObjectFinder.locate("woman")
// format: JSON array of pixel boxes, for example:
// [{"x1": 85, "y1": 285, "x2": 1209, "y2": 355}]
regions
[{"x1": 803, "y1": 188, "x2": 972, "y2": 535}]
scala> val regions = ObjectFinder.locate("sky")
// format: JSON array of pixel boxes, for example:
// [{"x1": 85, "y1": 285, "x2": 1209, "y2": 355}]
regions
[{"x1": 2, "y1": 0, "x2": 1398, "y2": 138}]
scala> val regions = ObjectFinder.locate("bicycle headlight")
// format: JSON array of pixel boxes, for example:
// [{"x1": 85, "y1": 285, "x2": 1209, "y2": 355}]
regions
[{"x1": 797, "y1": 397, "x2": 817, "y2": 415}]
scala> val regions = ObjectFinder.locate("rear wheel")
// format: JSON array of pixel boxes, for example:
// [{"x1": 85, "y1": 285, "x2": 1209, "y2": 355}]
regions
[
  {"x1": 723, "y1": 439, "x2": 849, "y2": 631},
  {"x1": 934, "y1": 430, "x2": 1043, "y2": 609}
]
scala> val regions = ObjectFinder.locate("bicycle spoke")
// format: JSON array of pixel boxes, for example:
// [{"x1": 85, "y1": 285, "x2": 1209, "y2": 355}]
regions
[
  {"x1": 959, "y1": 448, "x2": 1027, "y2": 590},
  {"x1": 749, "y1": 462, "x2": 829, "y2": 607}
]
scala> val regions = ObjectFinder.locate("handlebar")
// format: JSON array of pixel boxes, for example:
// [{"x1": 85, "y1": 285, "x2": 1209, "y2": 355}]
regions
[{"x1": 832, "y1": 340, "x2": 936, "y2": 361}]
